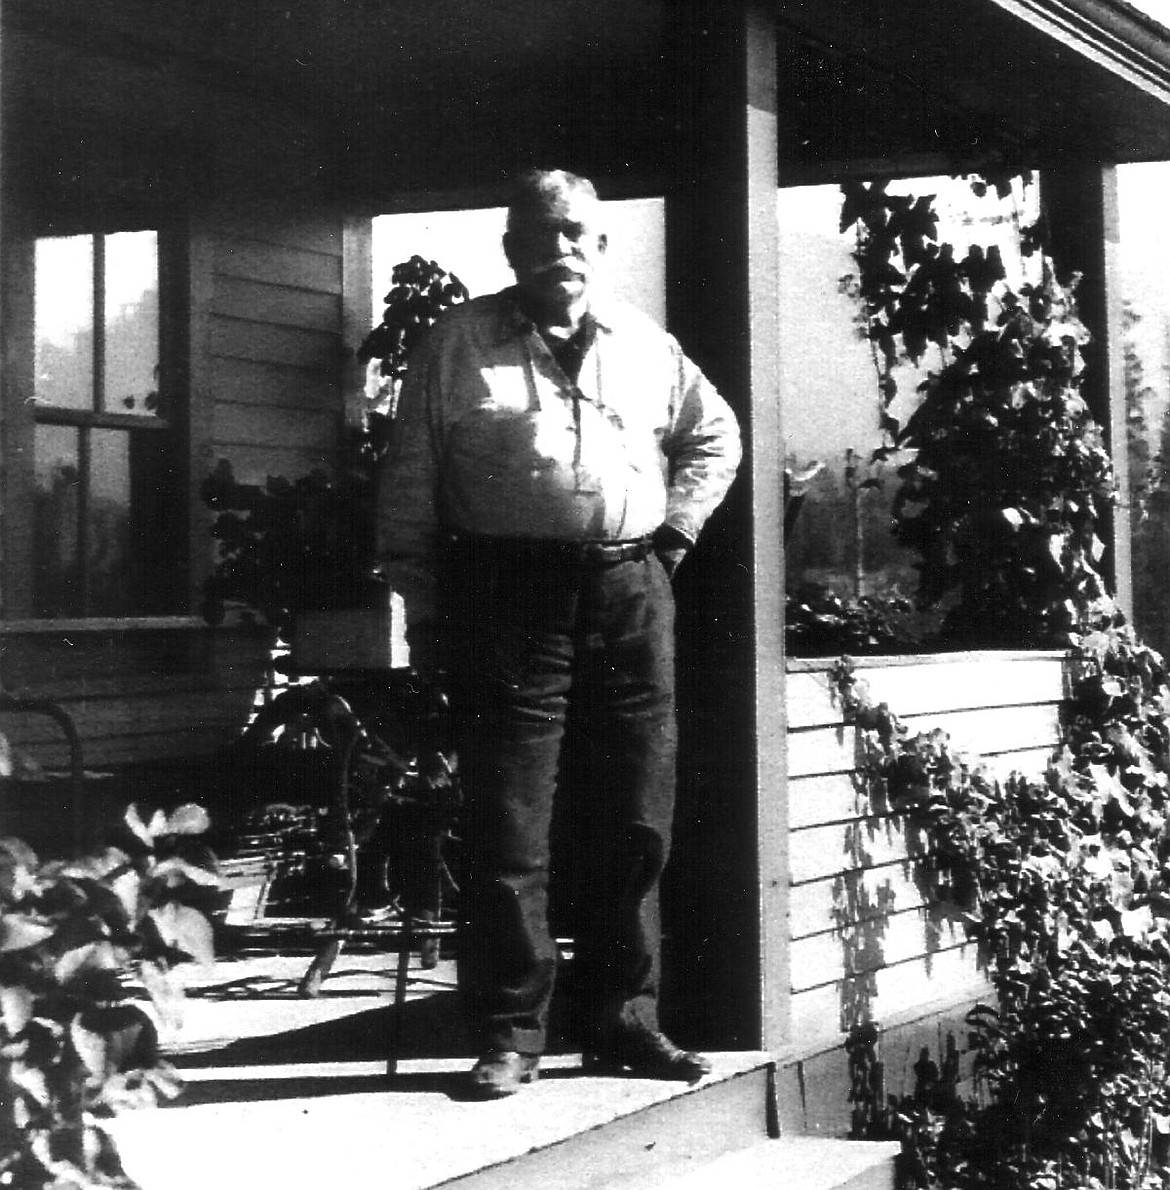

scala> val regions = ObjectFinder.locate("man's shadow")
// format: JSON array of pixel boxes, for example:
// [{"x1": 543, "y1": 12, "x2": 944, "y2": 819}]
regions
[{"x1": 169, "y1": 965, "x2": 586, "y2": 1105}]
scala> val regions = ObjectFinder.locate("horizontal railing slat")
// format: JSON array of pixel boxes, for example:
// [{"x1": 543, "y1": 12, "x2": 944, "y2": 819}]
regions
[
  {"x1": 786, "y1": 654, "x2": 1067, "y2": 728},
  {"x1": 791, "y1": 905, "x2": 969, "y2": 992},
  {"x1": 790, "y1": 946, "x2": 992, "y2": 1049},
  {"x1": 788, "y1": 703, "x2": 1062, "y2": 779}
]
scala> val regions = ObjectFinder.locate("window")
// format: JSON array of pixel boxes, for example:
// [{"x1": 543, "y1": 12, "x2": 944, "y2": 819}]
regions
[
  {"x1": 779, "y1": 178, "x2": 1039, "y2": 653},
  {"x1": 31, "y1": 230, "x2": 182, "y2": 618}
]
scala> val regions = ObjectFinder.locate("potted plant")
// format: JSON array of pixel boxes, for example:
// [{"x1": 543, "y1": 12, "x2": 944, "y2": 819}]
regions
[{"x1": 200, "y1": 256, "x2": 468, "y2": 671}]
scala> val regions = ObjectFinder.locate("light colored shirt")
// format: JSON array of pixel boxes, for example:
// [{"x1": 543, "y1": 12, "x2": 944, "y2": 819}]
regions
[{"x1": 378, "y1": 287, "x2": 742, "y2": 625}]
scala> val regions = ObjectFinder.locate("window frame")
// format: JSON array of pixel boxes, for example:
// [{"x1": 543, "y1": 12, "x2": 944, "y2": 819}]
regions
[{"x1": 2, "y1": 223, "x2": 190, "y2": 621}]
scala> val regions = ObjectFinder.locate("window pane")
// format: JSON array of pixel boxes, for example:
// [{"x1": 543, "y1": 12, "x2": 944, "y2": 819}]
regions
[
  {"x1": 31, "y1": 425, "x2": 178, "y2": 618},
  {"x1": 779, "y1": 185, "x2": 922, "y2": 619},
  {"x1": 34, "y1": 236, "x2": 94, "y2": 411},
  {"x1": 87, "y1": 430, "x2": 133, "y2": 616},
  {"x1": 104, "y1": 231, "x2": 161, "y2": 418},
  {"x1": 33, "y1": 424, "x2": 82, "y2": 616}
]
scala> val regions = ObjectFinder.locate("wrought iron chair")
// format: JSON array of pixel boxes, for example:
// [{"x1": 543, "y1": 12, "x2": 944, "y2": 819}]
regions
[
  {"x1": 0, "y1": 690, "x2": 87, "y2": 855},
  {"x1": 225, "y1": 667, "x2": 461, "y2": 1074}
]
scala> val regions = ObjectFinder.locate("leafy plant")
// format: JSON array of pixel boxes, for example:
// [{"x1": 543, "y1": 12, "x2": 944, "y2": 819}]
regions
[
  {"x1": 785, "y1": 587, "x2": 919, "y2": 657},
  {"x1": 826, "y1": 176, "x2": 1170, "y2": 1188},
  {"x1": 833, "y1": 605, "x2": 1170, "y2": 1188},
  {"x1": 358, "y1": 255, "x2": 468, "y2": 411},
  {"x1": 892, "y1": 265, "x2": 1116, "y2": 645},
  {"x1": 836, "y1": 178, "x2": 1115, "y2": 648},
  {"x1": 0, "y1": 804, "x2": 216, "y2": 1189},
  {"x1": 200, "y1": 256, "x2": 468, "y2": 629},
  {"x1": 200, "y1": 436, "x2": 384, "y2": 629}
]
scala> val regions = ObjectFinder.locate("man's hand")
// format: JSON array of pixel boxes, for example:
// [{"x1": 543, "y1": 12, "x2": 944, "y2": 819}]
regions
[{"x1": 651, "y1": 524, "x2": 692, "y2": 579}]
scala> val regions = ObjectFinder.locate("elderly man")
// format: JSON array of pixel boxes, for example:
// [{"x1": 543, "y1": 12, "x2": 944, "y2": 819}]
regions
[{"x1": 379, "y1": 169, "x2": 741, "y2": 1099}]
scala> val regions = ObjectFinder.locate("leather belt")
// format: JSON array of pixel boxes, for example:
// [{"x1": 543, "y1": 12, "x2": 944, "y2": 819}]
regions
[{"x1": 451, "y1": 534, "x2": 653, "y2": 567}]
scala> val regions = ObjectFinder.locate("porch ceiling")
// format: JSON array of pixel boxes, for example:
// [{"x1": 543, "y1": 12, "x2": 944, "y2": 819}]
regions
[
  {"x1": 777, "y1": 0, "x2": 1170, "y2": 181},
  {"x1": 8, "y1": 0, "x2": 1170, "y2": 212}
]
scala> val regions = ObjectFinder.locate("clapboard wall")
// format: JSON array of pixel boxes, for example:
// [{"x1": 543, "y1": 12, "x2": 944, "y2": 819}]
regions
[
  {"x1": 784, "y1": 651, "x2": 1068, "y2": 1055},
  {"x1": 0, "y1": 210, "x2": 371, "y2": 774},
  {"x1": 193, "y1": 209, "x2": 365, "y2": 488},
  {"x1": 0, "y1": 623, "x2": 270, "y2": 770}
]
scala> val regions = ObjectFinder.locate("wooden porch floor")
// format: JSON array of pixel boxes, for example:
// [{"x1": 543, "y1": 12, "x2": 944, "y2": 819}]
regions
[{"x1": 103, "y1": 941, "x2": 786, "y2": 1190}]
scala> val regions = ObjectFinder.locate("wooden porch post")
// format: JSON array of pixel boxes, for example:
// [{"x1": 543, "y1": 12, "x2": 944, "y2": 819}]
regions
[
  {"x1": 1041, "y1": 165, "x2": 1132, "y2": 620},
  {"x1": 0, "y1": 4, "x2": 7, "y2": 619},
  {"x1": 0, "y1": 8, "x2": 36, "y2": 621},
  {"x1": 662, "y1": 1, "x2": 788, "y2": 1054}
]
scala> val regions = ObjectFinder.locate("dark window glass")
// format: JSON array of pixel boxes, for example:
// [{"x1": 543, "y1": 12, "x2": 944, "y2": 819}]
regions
[{"x1": 33, "y1": 425, "x2": 82, "y2": 616}]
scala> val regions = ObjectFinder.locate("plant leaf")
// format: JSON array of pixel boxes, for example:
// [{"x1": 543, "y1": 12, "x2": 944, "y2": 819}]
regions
[
  {"x1": 0, "y1": 983, "x2": 35, "y2": 1034},
  {"x1": 150, "y1": 857, "x2": 220, "y2": 889},
  {"x1": 138, "y1": 959, "x2": 185, "y2": 1032},
  {"x1": 148, "y1": 902, "x2": 215, "y2": 967},
  {"x1": 123, "y1": 804, "x2": 154, "y2": 848},
  {"x1": 161, "y1": 804, "x2": 211, "y2": 836},
  {"x1": 54, "y1": 940, "x2": 121, "y2": 986},
  {"x1": 0, "y1": 914, "x2": 55, "y2": 952}
]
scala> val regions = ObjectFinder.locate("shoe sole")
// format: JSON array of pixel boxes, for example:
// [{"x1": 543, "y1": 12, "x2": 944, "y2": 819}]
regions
[
  {"x1": 468, "y1": 1063, "x2": 540, "y2": 1099},
  {"x1": 582, "y1": 1053, "x2": 710, "y2": 1083}
]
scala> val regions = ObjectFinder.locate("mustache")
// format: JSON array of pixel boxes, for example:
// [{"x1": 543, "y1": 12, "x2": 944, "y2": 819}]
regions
[{"x1": 531, "y1": 256, "x2": 586, "y2": 276}]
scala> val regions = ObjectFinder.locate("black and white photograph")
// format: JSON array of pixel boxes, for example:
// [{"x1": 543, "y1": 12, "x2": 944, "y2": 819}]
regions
[{"x1": 2, "y1": 3, "x2": 1170, "y2": 1187}]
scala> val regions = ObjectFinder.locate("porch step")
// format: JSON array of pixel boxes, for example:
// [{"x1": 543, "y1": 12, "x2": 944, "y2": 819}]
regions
[
  {"x1": 648, "y1": 1136, "x2": 901, "y2": 1190},
  {"x1": 106, "y1": 1052, "x2": 776, "y2": 1190},
  {"x1": 441, "y1": 1051, "x2": 773, "y2": 1189},
  {"x1": 103, "y1": 949, "x2": 900, "y2": 1190}
]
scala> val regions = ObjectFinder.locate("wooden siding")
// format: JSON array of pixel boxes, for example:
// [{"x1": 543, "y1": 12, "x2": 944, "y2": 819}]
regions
[
  {"x1": 0, "y1": 622, "x2": 271, "y2": 770},
  {"x1": 200, "y1": 213, "x2": 350, "y2": 487},
  {"x1": 784, "y1": 652, "x2": 1068, "y2": 1053}
]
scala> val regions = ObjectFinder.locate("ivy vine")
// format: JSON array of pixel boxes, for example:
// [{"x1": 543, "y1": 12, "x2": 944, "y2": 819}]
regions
[{"x1": 833, "y1": 607, "x2": 1170, "y2": 1188}]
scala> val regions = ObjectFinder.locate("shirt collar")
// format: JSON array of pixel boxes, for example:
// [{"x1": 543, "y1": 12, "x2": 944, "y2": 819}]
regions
[{"x1": 494, "y1": 286, "x2": 616, "y2": 345}]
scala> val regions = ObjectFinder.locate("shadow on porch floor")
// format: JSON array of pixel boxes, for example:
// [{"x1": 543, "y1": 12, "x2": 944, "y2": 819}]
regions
[{"x1": 105, "y1": 942, "x2": 799, "y2": 1190}]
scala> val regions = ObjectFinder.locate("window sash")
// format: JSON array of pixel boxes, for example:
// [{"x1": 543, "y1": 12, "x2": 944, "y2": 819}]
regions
[{"x1": 27, "y1": 228, "x2": 182, "y2": 619}]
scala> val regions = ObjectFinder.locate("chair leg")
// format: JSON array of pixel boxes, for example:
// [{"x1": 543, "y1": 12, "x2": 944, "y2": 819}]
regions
[
  {"x1": 298, "y1": 698, "x2": 362, "y2": 1000},
  {"x1": 388, "y1": 919, "x2": 414, "y2": 1077},
  {"x1": 416, "y1": 907, "x2": 440, "y2": 969},
  {"x1": 417, "y1": 831, "x2": 444, "y2": 970},
  {"x1": 298, "y1": 937, "x2": 343, "y2": 999}
]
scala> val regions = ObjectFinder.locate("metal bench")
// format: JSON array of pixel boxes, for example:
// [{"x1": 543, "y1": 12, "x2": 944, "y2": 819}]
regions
[{"x1": 0, "y1": 690, "x2": 86, "y2": 855}]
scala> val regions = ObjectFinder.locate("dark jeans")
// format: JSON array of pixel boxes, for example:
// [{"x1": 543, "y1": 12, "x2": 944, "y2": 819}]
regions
[{"x1": 444, "y1": 539, "x2": 677, "y2": 1056}]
